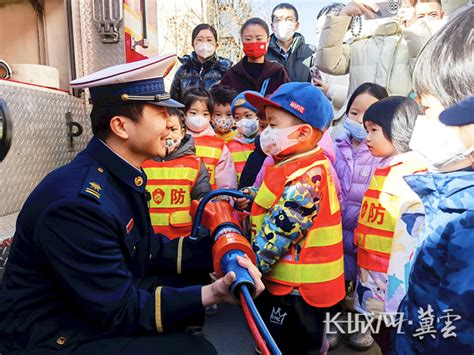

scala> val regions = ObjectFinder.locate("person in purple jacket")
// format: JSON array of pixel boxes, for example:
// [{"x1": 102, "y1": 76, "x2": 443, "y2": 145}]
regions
[{"x1": 328, "y1": 83, "x2": 389, "y2": 351}]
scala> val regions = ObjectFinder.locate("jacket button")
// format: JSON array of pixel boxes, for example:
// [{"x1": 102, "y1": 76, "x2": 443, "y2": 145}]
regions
[
  {"x1": 56, "y1": 336, "x2": 67, "y2": 345},
  {"x1": 133, "y1": 245, "x2": 137, "y2": 251},
  {"x1": 134, "y1": 176, "x2": 144, "y2": 186}
]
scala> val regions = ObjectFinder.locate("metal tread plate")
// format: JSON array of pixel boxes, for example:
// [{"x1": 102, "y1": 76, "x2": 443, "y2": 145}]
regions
[{"x1": 0, "y1": 82, "x2": 92, "y2": 216}]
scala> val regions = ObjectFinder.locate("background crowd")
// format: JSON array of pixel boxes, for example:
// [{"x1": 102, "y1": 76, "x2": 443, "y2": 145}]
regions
[
  {"x1": 160, "y1": 1, "x2": 473, "y2": 353},
  {"x1": 1, "y1": 1, "x2": 472, "y2": 354}
]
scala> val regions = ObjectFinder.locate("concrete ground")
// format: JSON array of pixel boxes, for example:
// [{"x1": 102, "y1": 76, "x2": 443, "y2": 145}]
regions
[{"x1": 205, "y1": 304, "x2": 381, "y2": 355}]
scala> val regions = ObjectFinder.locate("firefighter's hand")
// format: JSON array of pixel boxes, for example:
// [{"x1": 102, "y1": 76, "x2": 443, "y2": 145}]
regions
[
  {"x1": 202, "y1": 255, "x2": 264, "y2": 306},
  {"x1": 234, "y1": 188, "x2": 252, "y2": 211}
]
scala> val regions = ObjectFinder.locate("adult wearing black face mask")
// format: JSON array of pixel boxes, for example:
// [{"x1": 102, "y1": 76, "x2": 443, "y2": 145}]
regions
[
  {"x1": 266, "y1": 3, "x2": 316, "y2": 83},
  {"x1": 170, "y1": 24, "x2": 232, "y2": 102}
]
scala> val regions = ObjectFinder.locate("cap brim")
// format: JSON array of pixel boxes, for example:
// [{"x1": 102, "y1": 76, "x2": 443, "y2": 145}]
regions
[
  {"x1": 439, "y1": 96, "x2": 474, "y2": 126},
  {"x1": 244, "y1": 92, "x2": 281, "y2": 114},
  {"x1": 148, "y1": 98, "x2": 184, "y2": 108}
]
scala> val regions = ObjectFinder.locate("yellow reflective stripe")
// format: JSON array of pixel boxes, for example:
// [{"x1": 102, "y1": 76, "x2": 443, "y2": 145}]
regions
[
  {"x1": 155, "y1": 287, "x2": 163, "y2": 332},
  {"x1": 363, "y1": 233, "x2": 393, "y2": 254},
  {"x1": 195, "y1": 145, "x2": 222, "y2": 160},
  {"x1": 150, "y1": 213, "x2": 169, "y2": 226},
  {"x1": 269, "y1": 256, "x2": 344, "y2": 284},
  {"x1": 150, "y1": 211, "x2": 192, "y2": 226},
  {"x1": 204, "y1": 164, "x2": 216, "y2": 184},
  {"x1": 231, "y1": 150, "x2": 252, "y2": 163},
  {"x1": 327, "y1": 173, "x2": 340, "y2": 215},
  {"x1": 357, "y1": 195, "x2": 399, "y2": 233},
  {"x1": 368, "y1": 174, "x2": 386, "y2": 191},
  {"x1": 143, "y1": 166, "x2": 198, "y2": 181},
  {"x1": 177, "y1": 237, "x2": 184, "y2": 275},
  {"x1": 305, "y1": 224, "x2": 342, "y2": 247},
  {"x1": 170, "y1": 211, "x2": 193, "y2": 226},
  {"x1": 250, "y1": 213, "x2": 266, "y2": 240},
  {"x1": 254, "y1": 181, "x2": 278, "y2": 209},
  {"x1": 146, "y1": 185, "x2": 191, "y2": 208}
]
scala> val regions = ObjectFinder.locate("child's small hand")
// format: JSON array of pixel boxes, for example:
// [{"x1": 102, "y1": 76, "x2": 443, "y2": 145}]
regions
[{"x1": 234, "y1": 188, "x2": 252, "y2": 211}]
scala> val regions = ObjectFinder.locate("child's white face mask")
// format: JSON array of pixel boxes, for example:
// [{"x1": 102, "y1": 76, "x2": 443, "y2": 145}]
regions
[
  {"x1": 409, "y1": 115, "x2": 468, "y2": 171},
  {"x1": 185, "y1": 115, "x2": 210, "y2": 133},
  {"x1": 236, "y1": 117, "x2": 258, "y2": 137},
  {"x1": 260, "y1": 125, "x2": 302, "y2": 156}
]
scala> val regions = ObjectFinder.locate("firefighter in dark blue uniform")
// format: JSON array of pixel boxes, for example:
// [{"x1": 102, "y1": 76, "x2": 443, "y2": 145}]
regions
[{"x1": 0, "y1": 55, "x2": 264, "y2": 354}]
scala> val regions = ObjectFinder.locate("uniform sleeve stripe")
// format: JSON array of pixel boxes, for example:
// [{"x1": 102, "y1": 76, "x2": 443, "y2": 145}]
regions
[
  {"x1": 177, "y1": 237, "x2": 184, "y2": 275},
  {"x1": 155, "y1": 286, "x2": 163, "y2": 332}
]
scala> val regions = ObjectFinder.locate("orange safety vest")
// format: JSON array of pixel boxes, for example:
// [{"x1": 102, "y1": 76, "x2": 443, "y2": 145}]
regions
[
  {"x1": 142, "y1": 155, "x2": 200, "y2": 240},
  {"x1": 194, "y1": 136, "x2": 224, "y2": 189},
  {"x1": 354, "y1": 161, "x2": 427, "y2": 273},
  {"x1": 226, "y1": 139, "x2": 255, "y2": 183},
  {"x1": 250, "y1": 148, "x2": 345, "y2": 308}
]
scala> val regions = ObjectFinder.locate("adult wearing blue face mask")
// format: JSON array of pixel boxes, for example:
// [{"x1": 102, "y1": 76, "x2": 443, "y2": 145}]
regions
[
  {"x1": 266, "y1": 3, "x2": 316, "y2": 82},
  {"x1": 330, "y1": 82, "x2": 389, "y2": 351}
]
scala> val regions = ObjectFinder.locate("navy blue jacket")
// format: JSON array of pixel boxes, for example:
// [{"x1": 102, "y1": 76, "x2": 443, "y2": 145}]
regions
[
  {"x1": 170, "y1": 52, "x2": 232, "y2": 102},
  {"x1": 238, "y1": 135, "x2": 267, "y2": 189},
  {"x1": 0, "y1": 138, "x2": 212, "y2": 352}
]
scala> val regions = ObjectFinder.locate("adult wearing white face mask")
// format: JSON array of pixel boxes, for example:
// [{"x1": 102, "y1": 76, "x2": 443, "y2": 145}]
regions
[
  {"x1": 265, "y1": 3, "x2": 316, "y2": 82},
  {"x1": 315, "y1": 0, "x2": 448, "y2": 98},
  {"x1": 170, "y1": 24, "x2": 232, "y2": 102}
]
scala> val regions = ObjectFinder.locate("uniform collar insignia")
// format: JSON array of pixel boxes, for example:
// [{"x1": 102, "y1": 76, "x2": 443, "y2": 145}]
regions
[{"x1": 86, "y1": 137, "x2": 147, "y2": 193}]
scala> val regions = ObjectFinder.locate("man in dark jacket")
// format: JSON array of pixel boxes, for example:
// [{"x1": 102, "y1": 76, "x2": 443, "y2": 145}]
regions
[
  {"x1": 265, "y1": 3, "x2": 316, "y2": 82},
  {"x1": 0, "y1": 55, "x2": 264, "y2": 354}
]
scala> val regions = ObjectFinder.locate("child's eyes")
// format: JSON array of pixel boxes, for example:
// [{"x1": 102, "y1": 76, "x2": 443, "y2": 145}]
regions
[{"x1": 350, "y1": 111, "x2": 358, "y2": 116}]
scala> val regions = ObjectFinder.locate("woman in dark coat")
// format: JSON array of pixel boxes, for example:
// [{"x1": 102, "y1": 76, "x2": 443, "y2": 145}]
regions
[{"x1": 171, "y1": 24, "x2": 232, "y2": 102}]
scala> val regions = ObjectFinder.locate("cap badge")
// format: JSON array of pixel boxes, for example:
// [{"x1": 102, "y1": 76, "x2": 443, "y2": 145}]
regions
[
  {"x1": 289, "y1": 101, "x2": 305, "y2": 114},
  {"x1": 234, "y1": 98, "x2": 246, "y2": 106}
]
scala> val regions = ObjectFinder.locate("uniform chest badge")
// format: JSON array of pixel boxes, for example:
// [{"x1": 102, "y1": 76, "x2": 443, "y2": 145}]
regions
[{"x1": 126, "y1": 218, "x2": 135, "y2": 234}]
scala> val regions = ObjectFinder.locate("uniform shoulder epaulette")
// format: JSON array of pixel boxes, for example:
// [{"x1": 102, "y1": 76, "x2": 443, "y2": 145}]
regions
[{"x1": 79, "y1": 162, "x2": 107, "y2": 204}]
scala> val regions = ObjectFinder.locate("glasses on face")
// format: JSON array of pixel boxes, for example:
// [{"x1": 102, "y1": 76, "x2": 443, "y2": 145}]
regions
[{"x1": 273, "y1": 16, "x2": 296, "y2": 23}]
